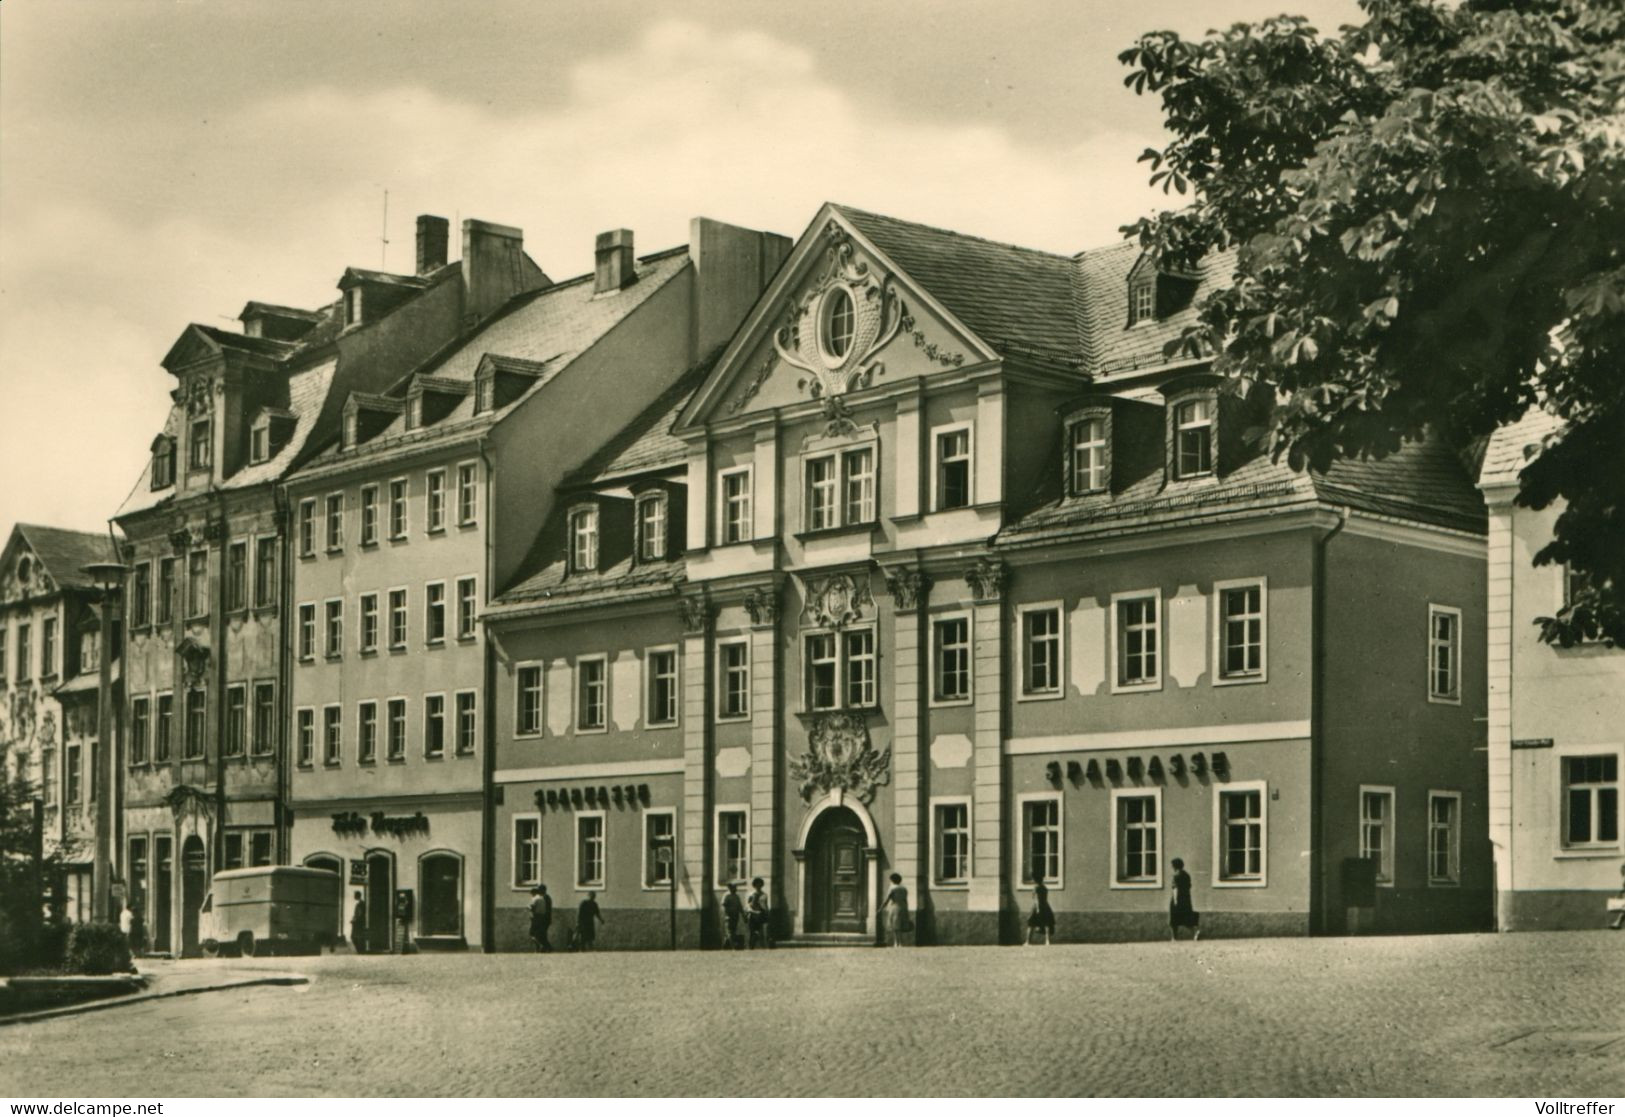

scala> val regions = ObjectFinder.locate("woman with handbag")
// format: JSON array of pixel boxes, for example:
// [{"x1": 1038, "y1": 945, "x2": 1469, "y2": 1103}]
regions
[{"x1": 883, "y1": 872, "x2": 911, "y2": 947}]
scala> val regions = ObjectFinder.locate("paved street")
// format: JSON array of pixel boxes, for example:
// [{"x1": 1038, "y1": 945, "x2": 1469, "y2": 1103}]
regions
[{"x1": 3, "y1": 932, "x2": 1622, "y2": 1097}]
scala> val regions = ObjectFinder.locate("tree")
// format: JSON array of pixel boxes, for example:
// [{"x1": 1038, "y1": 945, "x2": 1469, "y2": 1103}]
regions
[
  {"x1": 0, "y1": 743, "x2": 75, "y2": 974},
  {"x1": 1120, "y1": 0, "x2": 1624, "y2": 645}
]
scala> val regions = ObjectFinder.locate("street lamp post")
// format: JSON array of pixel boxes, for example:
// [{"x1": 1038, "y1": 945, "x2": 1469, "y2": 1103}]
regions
[
  {"x1": 83, "y1": 559, "x2": 127, "y2": 925},
  {"x1": 656, "y1": 846, "x2": 676, "y2": 951}
]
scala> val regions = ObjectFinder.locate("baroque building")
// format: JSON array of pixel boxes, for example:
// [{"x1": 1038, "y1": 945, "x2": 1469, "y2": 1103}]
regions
[{"x1": 484, "y1": 203, "x2": 1492, "y2": 947}]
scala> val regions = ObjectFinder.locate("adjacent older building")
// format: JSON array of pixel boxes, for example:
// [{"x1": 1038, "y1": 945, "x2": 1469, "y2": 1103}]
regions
[
  {"x1": 486, "y1": 202, "x2": 1492, "y2": 948},
  {"x1": 1479, "y1": 411, "x2": 1625, "y2": 930},
  {"x1": 284, "y1": 218, "x2": 788, "y2": 951},
  {"x1": 0, "y1": 524, "x2": 121, "y2": 922}
]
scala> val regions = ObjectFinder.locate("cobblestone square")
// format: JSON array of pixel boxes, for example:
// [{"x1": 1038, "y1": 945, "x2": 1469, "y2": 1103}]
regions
[{"x1": 3, "y1": 932, "x2": 1622, "y2": 1098}]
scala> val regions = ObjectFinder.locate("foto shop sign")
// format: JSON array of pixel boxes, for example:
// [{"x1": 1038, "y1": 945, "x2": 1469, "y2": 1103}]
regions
[{"x1": 332, "y1": 810, "x2": 431, "y2": 839}]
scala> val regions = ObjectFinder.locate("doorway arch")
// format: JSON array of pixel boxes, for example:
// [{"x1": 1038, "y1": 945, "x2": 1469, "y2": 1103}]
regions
[
  {"x1": 180, "y1": 836, "x2": 207, "y2": 957},
  {"x1": 363, "y1": 849, "x2": 395, "y2": 953},
  {"x1": 418, "y1": 850, "x2": 464, "y2": 941},
  {"x1": 793, "y1": 791, "x2": 880, "y2": 938},
  {"x1": 304, "y1": 853, "x2": 346, "y2": 943}
]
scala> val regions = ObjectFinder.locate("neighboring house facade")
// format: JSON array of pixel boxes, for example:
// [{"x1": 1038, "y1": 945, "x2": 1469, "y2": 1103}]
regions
[
  {"x1": 284, "y1": 219, "x2": 788, "y2": 951},
  {"x1": 485, "y1": 202, "x2": 1492, "y2": 948},
  {"x1": 0, "y1": 524, "x2": 121, "y2": 923},
  {"x1": 114, "y1": 213, "x2": 542, "y2": 955},
  {"x1": 1479, "y1": 410, "x2": 1625, "y2": 930}
]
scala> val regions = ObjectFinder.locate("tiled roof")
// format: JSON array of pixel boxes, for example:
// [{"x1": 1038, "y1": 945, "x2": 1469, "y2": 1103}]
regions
[
  {"x1": 14, "y1": 524, "x2": 122, "y2": 591},
  {"x1": 189, "y1": 324, "x2": 300, "y2": 359},
  {"x1": 564, "y1": 361, "x2": 712, "y2": 486},
  {"x1": 1479, "y1": 408, "x2": 1564, "y2": 488},
  {"x1": 1080, "y1": 242, "x2": 1238, "y2": 377},
  {"x1": 495, "y1": 552, "x2": 685, "y2": 611},
  {"x1": 835, "y1": 206, "x2": 1085, "y2": 368}
]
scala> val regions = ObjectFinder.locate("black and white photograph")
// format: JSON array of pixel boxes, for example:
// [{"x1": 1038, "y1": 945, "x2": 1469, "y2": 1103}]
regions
[{"x1": 1, "y1": 0, "x2": 1622, "y2": 1102}]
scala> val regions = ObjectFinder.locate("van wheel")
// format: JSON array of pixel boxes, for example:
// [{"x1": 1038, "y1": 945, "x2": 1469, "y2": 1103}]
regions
[
  {"x1": 237, "y1": 931, "x2": 256, "y2": 957},
  {"x1": 201, "y1": 939, "x2": 220, "y2": 958}
]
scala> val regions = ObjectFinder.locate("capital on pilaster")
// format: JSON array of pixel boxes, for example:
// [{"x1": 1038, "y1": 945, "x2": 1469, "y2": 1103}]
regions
[
  {"x1": 678, "y1": 594, "x2": 714, "y2": 636},
  {"x1": 884, "y1": 567, "x2": 933, "y2": 612},
  {"x1": 964, "y1": 557, "x2": 1007, "y2": 603},
  {"x1": 743, "y1": 587, "x2": 780, "y2": 628}
]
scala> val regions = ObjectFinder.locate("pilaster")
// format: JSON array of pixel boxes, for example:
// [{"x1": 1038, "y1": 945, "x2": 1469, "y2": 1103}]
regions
[
  {"x1": 885, "y1": 567, "x2": 931, "y2": 916},
  {"x1": 966, "y1": 558, "x2": 1005, "y2": 912},
  {"x1": 744, "y1": 587, "x2": 780, "y2": 903},
  {"x1": 678, "y1": 594, "x2": 712, "y2": 914}
]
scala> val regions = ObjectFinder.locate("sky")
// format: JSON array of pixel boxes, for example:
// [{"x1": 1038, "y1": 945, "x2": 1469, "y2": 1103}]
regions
[{"x1": 0, "y1": 0, "x2": 1364, "y2": 537}]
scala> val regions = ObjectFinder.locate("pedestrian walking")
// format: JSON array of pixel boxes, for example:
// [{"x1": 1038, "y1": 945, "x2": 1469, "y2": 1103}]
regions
[
  {"x1": 1169, "y1": 857, "x2": 1200, "y2": 941},
  {"x1": 746, "y1": 877, "x2": 771, "y2": 949},
  {"x1": 576, "y1": 893, "x2": 604, "y2": 951},
  {"x1": 722, "y1": 881, "x2": 745, "y2": 949},
  {"x1": 1025, "y1": 882, "x2": 1055, "y2": 946},
  {"x1": 882, "y1": 872, "x2": 911, "y2": 947},
  {"x1": 118, "y1": 902, "x2": 134, "y2": 944},
  {"x1": 350, "y1": 890, "x2": 367, "y2": 954},
  {"x1": 529, "y1": 884, "x2": 554, "y2": 952},
  {"x1": 1609, "y1": 863, "x2": 1625, "y2": 930}
]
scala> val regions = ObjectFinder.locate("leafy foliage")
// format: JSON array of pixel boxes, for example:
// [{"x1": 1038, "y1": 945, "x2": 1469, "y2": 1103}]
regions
[
  {"x1": 0, "y1": 748, "x2": 78, "y2": 975},
  {"x1": 65, "y1": 922, "x2": 133, "y2": 976},
  {"x1": 1120, "y1": 0, "x2": 1624, "y2": 644}
]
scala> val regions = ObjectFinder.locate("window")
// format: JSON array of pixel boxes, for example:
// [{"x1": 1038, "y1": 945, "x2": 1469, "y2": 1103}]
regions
[
  {"x1": 934, "y1": 800, "x2": 971, "y2": 885},
  {"x1": 128, "y1": 837, "x2": 148, "y2": 910},
  {"x1": 189, "y1": 417, "x2": 212, "y2": 471},
  {"x1": 1113, "y1": 592, "x2": 1161, "y2": 691},
  {"x1": 132, "y1": 564, "x2": 152, "y2": 628},
  {"x1": 425, "y1": 582, "x2": 446, "y2": 644},
  {"x1": 457, "y1": 463, "x2": 477, "y2": 526},
  {"x1": 804, "y1": 629, "x2": 876, "y2": 710},
  {"x1": 224, "y1": 832, "x2": 245, "y2": 871},
  {"x1": 516, "y1": 665, "x2": 543, "y2": 736},
  {"x1": 387, "y1": 698, "x2": 406, "y2": 760},
  {"x1": 1114, "y1": 790, "x2": 1161, "y2": 886},
  {"x1": 932, "y1": 616, "x2": 971, "y2": 703},
  {"x1": 457, "y1": 577, "x2": 477, "y2": 640},
  {"x1": 224, "y1": 685, "x2": 246, "y2": 758},
  {"x1": 130, "y1": 697, "x2": 150, "y2": 766},
  {"x1": 152, "y1": 438, "x2": 174, "y2": 489},
  {"x1": 1360, "y1": 786, "x2": 1395, "y2": 884},
  {"x1": 1562, "y1": 755, "x2": 1619, "y2": 848},
  {"x1": 1131, "y1": 280, "x2": 1155, "y2": 324},
  {"x1": 358, "y1": 701, "x2": 378, "y2": 764},
  {"x1": 718, "y1": 641, "x2": 750, "y2": 720},
  {"x1": 1020, "y1": 605, "x2": 1063, "y2": 697},
  {"x1": 805, "y1": 447, "x2": 876, "y2": 532},
  {"x1": 359, "y1": 593, "x2": 379, "y2": 653},
  {"x1": 389, "y1": 479, "x2": 408, "y2": 539},
  {"x1": 647, "y1": 649, "x2": 678, "y2": 727},
  {"x1": 806, "y1": 456, "x2": 837, "y2": 530},
  {"x1": 298, "y1": 499, "x2": 316, "y2": 557},
  {"x1": 1020, "y1": 796, "x2": 1060, "y2": 887},
  {"x1": 845, "y1": 628, "x2": 876, "y2": 709},
  {"x1": 184, "y1": 689, "x2": 206, "y2": 760},
  {"x1": 252, "y1": 682, "x2": 275, "y2": 756},
  {"x1": 14, "y1": 623, "x2": 28, "y2": 681},
  {"x1": 360, "y1": 485, "x2": 379, "y2": 546},
  {"x1": 645, "y1": 811, "x2": 675, "y2": 887},
  {"x1": 250, "y1": 423, "x2": 269, "y2": 465},
  {"x1": 155, "y1": 694, "x2": 173, "y2": 763},
  {"x1": 638, "y1": 494, "x2": 667, "y2": 562},
  {"x1": 254, "y1": 537, "x2": 276, "y2": 608},
  {"x1": 325, "y1": 493, "x2": 343, "y2": 552},
  {"x1": 717, "y1": 809, "x2": 749, "y2": 883},
  {"x1": 65, "y1": 742, "x2": 81, "y2": 804},
  {"x1": 570, "y1": 507, "x2": 599, "y2": 573},
  {"x1": 514, "y1": 817, "x2": 541, "y2": 888},
  {"x1": 719, "y1": 468, "x2": 752, "y2": 545},
  {"x1": 323, "y1": 705, "x2": 342, "y2": 766},
  {"x1": 80, "y1": 630, "x2": 96, "y2": 675},
  {"x1": 843, "y1": 446, "x2": 875, "y2": 524},
  {"x1": 934, "y1": 427, "x2": 972, "y2": 510},
  {"x1": 1174, "y1": 398, "x2": 1214, "y2": 479},
  {"x1": 1428, "y1": 791, "x2": 1460, "y2": 884},
  {"x1": 40, "y1": 618, "x2": 56, "y2": 677},
  {"x1": 821, "y1": 287, "x2": 855, "y2": 359},
  {"x1": 0, "y1": 625, "x2": 7, "y2": 682},
  {"x1": 157, "y1": 559, "x2": 174, "y2": 625},
  {"x1": 424, "y1": 695, "x2": 446, "y2": 757},
  {"x1": 344, "y1": 286, "x2": 362, "y2": 326},
  {"x1": 324, "y1": 599, "x2": 343, "y2": 659},
  {"x1": 806, "y1": 633, "x2": 837, "y2": 710},
  {"x1": 426, "y1": 469, "x2": 446, "y2": 532},
  {"x1": 577, "y1": 657, "x2": 607, "y2": 731},
  {"x1": 186, "y1": 550, "x2": 208, "y2": 617},
  {"x1": 1216, "y1": 580, "x2": 1266, "y2": 682},
  {"x1": 388, "y1": 589, "x2": 407, "y2": 649},
  {"x1": 1070, "y1": 417, "x2": 1107, "y2": 494},
  {"x1": 455, "y1": 691, "x2": 476, "y2": 755},
  {"x1": 41, "y1": 744, "x2": 55, "y2": 804},
  {"x1": 1216, "y1": 783, "x2": 1266, "y2": 885},
  {"x1": 250, "y1": 830, "x2": 273, "y2": 867},
  {"x1": 297, "y1": 603, "x2": 316, "y2": 661},
  {"x1": 1428, "y1": 605, "x2": 1461, "y2": 703},
  {"x1": 576, "y1": 814, "x2": 605, "y2": 888}
]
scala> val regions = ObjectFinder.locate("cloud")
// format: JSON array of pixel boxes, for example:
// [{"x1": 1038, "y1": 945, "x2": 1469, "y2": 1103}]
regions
[{"x1": 0, "y1": 17, "x2": 1168, "y2": 532}]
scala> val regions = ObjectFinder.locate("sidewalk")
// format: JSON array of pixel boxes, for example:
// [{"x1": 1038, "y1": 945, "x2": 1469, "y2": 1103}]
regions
[{"x1": 0, "y1": 957, "x2": 308, "y2": 1027}]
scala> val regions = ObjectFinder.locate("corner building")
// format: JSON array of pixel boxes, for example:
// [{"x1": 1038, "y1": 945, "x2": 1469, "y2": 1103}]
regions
[{"x1": 486, "y1": 203, "x2": 1492, "y2": 947}]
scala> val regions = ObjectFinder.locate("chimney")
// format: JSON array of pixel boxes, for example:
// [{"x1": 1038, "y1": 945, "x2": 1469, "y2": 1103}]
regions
[
  {"x1": 416, "y1": 215, "x2": 449, "y2": 275},
  {"x1": 594, "y1": 229, "x2": 636, "y2": 294},
  {"x1": 462, "y1": 218, "x2": 527, "y2": 323}
]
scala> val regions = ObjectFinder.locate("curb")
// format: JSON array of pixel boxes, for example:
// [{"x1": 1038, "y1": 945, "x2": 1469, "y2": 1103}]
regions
[{"x1": 0, "y1": 973, "x2": 310, "y2": 1027}]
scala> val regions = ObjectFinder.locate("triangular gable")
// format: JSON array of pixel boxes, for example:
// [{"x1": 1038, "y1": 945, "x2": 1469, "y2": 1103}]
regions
[
  {"x1": 160, "y1": 324, "x2": 225, "y2": 372},
  {"x1": 676, "y1": 204, "x2": 998, "y2": 430}
]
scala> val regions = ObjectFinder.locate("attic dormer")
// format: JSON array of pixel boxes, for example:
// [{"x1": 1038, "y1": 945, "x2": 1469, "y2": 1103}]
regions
[
  {"x1": 473, "y1": 354, "x2": 549, "y2": 415},
  {"x1": 403, "y1": 375, "x2": 470, "y2": 431},
  {"x1": 248, "y1": 407, "x2": 297, "y2": 465},
  {"x1": 1057, "y1": 394, "x2": 1164, "y2": 497},
  {"x1": 342, "y1": 393, "x2": 404, "y2": 449},
  {"x1": 238, "y1": 301, "x2": 321, "y2": 342},
  {"x1": 337, "y1": 268, "x2": 431, "y2": 330},
  {"x1": 1126, "y1": 251, "x2": 1200, "y2": 327},
  {"x1": 150, "y1": 433, "x2": 176, "y2": 491},
  {"x1": 1161, "y1": 372, "x2": 1260, "y2": 483}
]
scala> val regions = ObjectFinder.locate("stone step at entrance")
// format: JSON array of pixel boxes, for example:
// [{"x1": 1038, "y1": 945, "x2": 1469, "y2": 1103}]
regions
[{"x1": 774, "y1": 933, "x2": 875, "y2": 949}]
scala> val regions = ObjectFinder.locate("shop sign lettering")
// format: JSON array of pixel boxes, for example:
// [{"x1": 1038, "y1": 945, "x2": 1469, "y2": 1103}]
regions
[{"x1": 331, "y1": 810, "x2": 431, "y2": 839}]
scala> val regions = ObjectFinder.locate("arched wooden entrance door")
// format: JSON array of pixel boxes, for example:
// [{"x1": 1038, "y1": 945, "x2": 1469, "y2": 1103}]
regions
[
  {"x1": 304, "y1": 854, "x2": 345, "y2": 944},
  {"x1": 806, "y1": 808, "x2": 867, "y2": 934},
  {"x1": 180, "y1": 836, "x2": 207, "y2": 957},
  {"x1": 364, "y1": 850, "x2": 394, "y2": 953},
  {"x1": 153, "y1": 835, "x2": 173, "y2": 954}
]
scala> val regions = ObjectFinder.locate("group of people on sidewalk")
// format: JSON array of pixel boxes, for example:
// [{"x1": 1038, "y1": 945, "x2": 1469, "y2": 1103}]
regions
[{"x1": 525, "y1": 884, "x2": 603, "y2": 952}]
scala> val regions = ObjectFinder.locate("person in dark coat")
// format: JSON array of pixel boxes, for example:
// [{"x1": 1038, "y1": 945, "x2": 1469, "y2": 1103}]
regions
[
  {"x1": 1169, "y1": 857, "x2": 1200, "y2": 941},
  {"x1": 529, "y1": 884, "x2": 553, "y2": 952},
  {"x1": 1025, "y1": 882, "x2": 1055, "y2": 946},
  {"x1": 576, "y1": 893, "x2": 604, "y2": 951},
  {"x1": 746, "y1": 877, "x2": 771, "y2": 949},
  {"x1": 722, "y1": 882, "x2": 745, "y2": 949},
  {"x1": 350, "y1": 891, "x2": 367, "y2": 954}
]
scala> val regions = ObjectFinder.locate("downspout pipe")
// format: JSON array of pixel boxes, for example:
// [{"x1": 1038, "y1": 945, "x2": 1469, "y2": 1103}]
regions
[
  {"x1": 274, "y1": 485, "x2": 293, "y2": 865},
  {"x1": 478, "y1": 434, "x2": 495, "y2": 952},
  {"x1": 1311, "y1": 506, "x2": 1349, "y2": 935}
]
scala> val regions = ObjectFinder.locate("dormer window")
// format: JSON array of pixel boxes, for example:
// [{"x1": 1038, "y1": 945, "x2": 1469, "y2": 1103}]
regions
[
  {"x1": 820, "y1": 288, "x2": 856, "y2": 362},
  {"x1": 570, "y1": 506, "x2": 599, "y2": 573},
  {"x1": 344, "y1": 287, "x2": 363, "y2": 327},
  {"x1": 250, "y1": 423, "x2": 269, "y2": 464},
  {"x1": 1174, "y1": 398, "x2": 1214, "y2": 479},
  {"x1": 638, "y1": 493, "x2": 668, "y2": 562},
  {"x1": 1130, "y1": 281, "x2": 1156, "y2": 325},
  {"x1": 250, "y1": 408, "x2": 297, "y2": 463},
  {"x1": 1070, "y1": 416, "x2": 1108, "y2": 494},
  {"x1": 189, "y1": 417, "x2": 212, "y2": 471},
  {"x1": 151, "y1": 437, "x2": 175, "y2": 490}
]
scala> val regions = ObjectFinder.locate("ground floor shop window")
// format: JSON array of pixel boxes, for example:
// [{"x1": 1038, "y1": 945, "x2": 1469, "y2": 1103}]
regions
[
  {"x1": 576, "y1": 813, "x2": 605, "y2": 888},
  {"x1": 1113, "y1": 789, "x2": 1161, "y2": 886},
  {"x1": 1360, "y1": 786, "x2": 1395, "y2": 883},
  {"x1": 1019, "y1": 795, "x2": 1060, "y2": 886},
  {"x1": 1427, "y1": 791, "x2": 1460, "y2": 884},
  {"x1": 1562, "y1": 754, "x2": 1619, "y2": 848},
  {"x1": 1217, "y1": 783, "x2": 1265, "y2": 884}
]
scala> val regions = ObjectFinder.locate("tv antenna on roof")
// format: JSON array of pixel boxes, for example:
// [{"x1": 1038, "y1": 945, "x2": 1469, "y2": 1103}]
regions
[{"x1": 380, "y1": 189, "x2": 390, "y2": 269}]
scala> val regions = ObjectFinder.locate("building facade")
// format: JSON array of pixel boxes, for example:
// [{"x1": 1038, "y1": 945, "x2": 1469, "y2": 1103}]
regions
[
  {"x1": 485, "y1": 203, "x2": 1493, "y2": 948},
  {"x1": 1480, "y1": 411, "x2": 1625, "y2": 930},
  {"x1": 284, "y1": 218, "x2": 788, "y2": 951}
]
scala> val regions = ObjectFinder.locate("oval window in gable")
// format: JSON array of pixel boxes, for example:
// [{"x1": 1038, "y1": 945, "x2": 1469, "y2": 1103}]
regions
[{"x1": 820, "y1": 287, "x2": 856, "y2": 363}]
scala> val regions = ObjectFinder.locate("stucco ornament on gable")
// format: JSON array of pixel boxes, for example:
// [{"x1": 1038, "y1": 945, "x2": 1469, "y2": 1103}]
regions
[
  {"x1": 776, "y1": 223, "x2": 904, "y2": 401},
  {"x1": 789, "y1": 711, "x2": 890, "y2": 805},
  {"x1": 181, "y1": 375, "x2": 215, "y2": 418}
]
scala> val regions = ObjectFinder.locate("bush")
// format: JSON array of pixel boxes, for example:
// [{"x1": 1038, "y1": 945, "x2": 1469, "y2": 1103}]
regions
[
  {"x1": 66, "y1": 922, "x2": 132, "y2": 975},
  {"x1": 37, "y1": 919, "x2": 73, "y2": 969}
]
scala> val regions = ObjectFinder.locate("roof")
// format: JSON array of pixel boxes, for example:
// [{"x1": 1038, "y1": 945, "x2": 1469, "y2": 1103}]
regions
[
  {"x1": 238, "y1": 301, "x2": 323, "y2": 323},
  {"x1": 494, "y1": 552, "x2": 685, "y2": 611},
  {"x1": 1080, "y1": 242, "x2": 1239, "y2": 376},
  {"x1": 340, "y1": 267, "x2": 432, "y2": 291},
  {"x1": 1478, "y1": 408, "x2": 1564, "y2": 488},
  {"x1": 8, "y1": 524, "x2": 122, "y2": 592}
]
